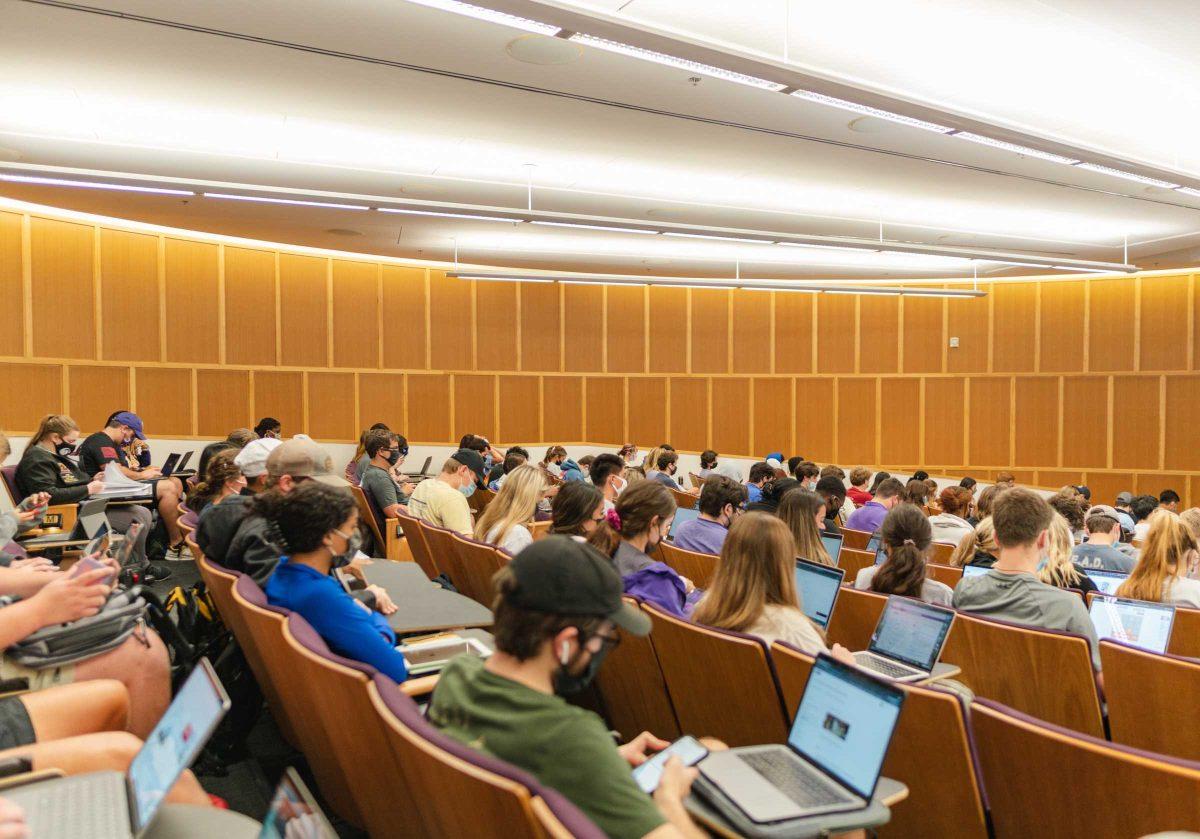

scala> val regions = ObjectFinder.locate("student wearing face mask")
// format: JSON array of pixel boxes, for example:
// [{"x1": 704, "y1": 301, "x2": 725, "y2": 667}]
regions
[
  {"x1": 360, "y1": 430, "x2": 413, "y2": 518},
  {"x1": 253, "y1": 417, "x2": 282, "y2": 439},
  {"x1": 263, "y1": 481, "x2": 406, "y2": 682},
  {"x1": 672, "y1": 476, "x2": 746, "y2": 555},
  {"x1": 406, "y1": 448, "x2": 487, "y2": 536},
  {"x1": 589, "y1": 453, "x2": 627, "y2": 512},
  {"x1": 428, "y1": 537, "x2": 708, "y2": 839},
  {"x1": 650, "y1": 451, "x2": 681, "y2": 488}
]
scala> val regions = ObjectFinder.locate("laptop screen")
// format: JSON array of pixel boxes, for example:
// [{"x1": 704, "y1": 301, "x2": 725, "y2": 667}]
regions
[
  {"x1": 962, "y1": 565, "x2": 989, "y2": 579},
  {"x1": 874, "y1": 546, "x2": 887, "y2": 566},
  {"x1": 1083, "y1": 569, "x2": 1129, "y2": 596},
  {"x1": 821, "y1": 532, "x2": 843, "y2": 566},
  {"x1": 788, "y1": 655, "x2": 904, "y2": 800},
  {"x1": 1089, "y1": 596, "x2": 1175, "y2": 654},
  {"x1": 669, "y1": 507, "x2": 701, "y2": 540},
  {"x1": 129, "y1": 660, "x2": 230, "y2": 831},
  {"x1": 865, "y1": 532, "x2": 881, "y2": 553},
  {"x1": 259, "y1": 768, "x2": 336, "y2": 839},
  {"x1": 868, "y1": 596, "x2": 955, "y2": 671},
  {"x1": 159, "y1": 453, "x2": 180, "y2": 476},
  {"x1": 794, "y1": 559, "x2": 845, "y2": 628}
]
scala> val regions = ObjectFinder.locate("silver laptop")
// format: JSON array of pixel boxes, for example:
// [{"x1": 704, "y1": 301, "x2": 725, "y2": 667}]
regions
[
  {"x1": 403, "y1": 455, "x2": 433, "y2": 480},
  {"x1": 669, "y1": 506, "x2": 701, "y2": 541},
  {"x1": 853, "y1": 596, "x2": 956, "y2": 682},
  {"x1": 820, "y1": 532, "x2": 843, "y2": 566},
  {"x1": 865, "y1": 532, "x2": 882, "y2": 553},
  {"x1": 699, "y1": 654, "x2": 905, "y2": 823},
  {"x1": 258, "y1": 768, "x2": 336, "y2": 839},
  {"x1": 7, "y1": 659, "x2": 230, "y2": 838},
  {"x1": 961, "y1": 565, "x2": 989, "y2": 579},
  {"x1": 1089, "y1": 596, "x2": 1175, "y2": 654},
  {"x1": 22, "y1": 498, "x2": 109, "y2": 545},
  {"x1": 794, "y1": 559, "x2": 845, "y2": 630},
  {"x1": 1083, "y1": 568, "x2": 1129, "y2": 596}
]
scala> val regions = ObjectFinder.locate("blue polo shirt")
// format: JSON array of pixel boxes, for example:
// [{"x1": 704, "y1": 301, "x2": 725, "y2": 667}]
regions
[{"x1": 265, "y1": 557, "x2": 408, "y2": 683}]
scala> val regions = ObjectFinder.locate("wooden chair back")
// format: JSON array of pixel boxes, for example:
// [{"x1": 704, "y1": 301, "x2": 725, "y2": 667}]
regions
[
  {"x1": 420, "y1": 522, "x2": 468, "y2": 591},
  {"x1": 841, "y1": 527, "x2": 872, "y2": 550},
  {"x1": 769, "y1": 642, "x2": 988, "y2": 839},
  {"x1": 396, "y1": 512, "x2": 438, "y2": 578},
  {"x1": 643, "y1": 602, "x2": 788, "y2": 746},
  {"x1": 837, "y1": 547, "x2": 876, "y2": 581},
  {"x1": 940, "y1": 611, "x2": 1104, "y2": 737},
  {"x1": 688, "y1": 472, "x2": 703, "y2": 490},
  {"x1": 824, "y1": 587, "x2": 888, "y2": 650},
  {"x1": 657, "y1": 541, "x2": 719, "y2": 590},
  {"x1": 1102, "y1": 639, "x2": 1200, "y2": 761},
  {"x1": 468, "y1": 486, "x2": 495, "y2": 516},
  {"x1": 350, "y1": 484, "x2": 386, "y2": 555},
  {"x1": 1, "y1": 466, "x2": 77, "y2": 539},
  {"x1": 930, "y1": 541, "x2": 956, "y2": 564},
  {"x1": 927, "y1": 562, "x2": 963, "y2": 588},
  {"x1": 667, "y1": 486, "x2": 698, "y2": 509},
  {"x1": 593, "y1": 597, "x2": 681, "y2": 743},
  {"x1": 1169, "y1": 605, "x2": 1200, "y2": 659},
  {"x1": 176, "y1": 503, "x2": 199, "y2": 536},
  {"x1": 448, "y1": 532, "x2": 508, "y2": 607},
  {"x1": 971, "y1": 698, "x2": 1200, "y2": 837},
  {"x1": 528, "y1": 520, "x2": 552, "y2": 541}
]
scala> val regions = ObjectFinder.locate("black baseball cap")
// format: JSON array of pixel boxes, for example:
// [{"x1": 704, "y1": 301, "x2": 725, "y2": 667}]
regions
[
  {"x1": 506, "y1": 536, "x2": 651, "y2": 636},
  {"x1": 451, "y1": 448, "x2": 486, "y2": 480}
]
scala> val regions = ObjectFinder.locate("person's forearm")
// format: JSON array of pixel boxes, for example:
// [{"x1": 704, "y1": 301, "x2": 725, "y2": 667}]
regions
[
  {"x1": 656, "y1": 799, "x2": 705, "y2": 839},
  {"x1": 0, "y1": 599, "x2": 53, "y2": 647},
  {"x1": 0, "y1": 568, "x2": 54, "y2": 599},
  {"x1": 117, "y1": 465, "x2": 144, "y2": 479}
]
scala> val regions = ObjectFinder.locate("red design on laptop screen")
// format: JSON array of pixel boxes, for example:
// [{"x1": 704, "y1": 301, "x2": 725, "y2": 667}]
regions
[{"x1": 182, "y1": 723, "x2": 193, "y2": 744}]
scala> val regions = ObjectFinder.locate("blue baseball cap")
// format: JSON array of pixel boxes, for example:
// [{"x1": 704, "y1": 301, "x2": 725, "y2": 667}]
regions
[{"x1": 112, "y1": 411, "x2": 145, "y2": 440}]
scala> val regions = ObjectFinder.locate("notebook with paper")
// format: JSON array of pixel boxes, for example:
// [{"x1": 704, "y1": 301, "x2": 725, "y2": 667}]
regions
[
  {"x1": 794, "y1": 559, "x2": 844, "y2": 629},
  {"x1": 1089, "y1": 596, "x2": 1175, "y2": 654},
  {"x1": 852, "y1": 596, "x2": 955, "y2": 682}
]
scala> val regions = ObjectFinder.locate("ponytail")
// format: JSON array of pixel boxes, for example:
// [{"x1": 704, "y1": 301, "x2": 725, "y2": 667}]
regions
[
  {"x1": 30, "y1": 414, "x2": 77, "y2": 446},
  {"x1": 871, "y1": 503, "x2": 932, "y2": 598}
]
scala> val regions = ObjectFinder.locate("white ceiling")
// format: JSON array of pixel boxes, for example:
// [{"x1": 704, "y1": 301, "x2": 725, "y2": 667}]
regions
[{"x1": 1, "y1": 0, "x2": 1198, "y2": 280}]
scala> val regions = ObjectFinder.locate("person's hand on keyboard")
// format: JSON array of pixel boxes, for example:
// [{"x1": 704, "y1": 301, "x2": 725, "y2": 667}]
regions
[{"x1": 830, "y1": 644, "x2": 856, "y2": 666}]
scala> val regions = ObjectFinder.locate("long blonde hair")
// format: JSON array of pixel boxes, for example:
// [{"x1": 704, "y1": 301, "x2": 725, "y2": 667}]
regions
[
  {"x1": 777, "y1": 490, "x2": 831, "y2": 565},
  {"x1": 1038, "y1": 514, "x2": 1083, "y2": 588},
  {"x1": 950, "y1": 517, "x2": 999, "y2": 567},
  {"x1": 1179, "y1": 508, "x2": 1200, "y2": 544},
  {"x1": 1117, "y1": 510, "x2": 1198, "y2": 602},
  {"x1": 474, "y1": 464, "x2": 544, "y2": 549},
  {"x1": 642, "y1": 446, "x2": 665, "y2": 474}
]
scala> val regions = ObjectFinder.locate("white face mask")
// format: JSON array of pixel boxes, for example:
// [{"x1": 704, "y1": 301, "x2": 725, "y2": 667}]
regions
[{"x1": 613, "y1": 476, "x2": 628, "y2": 496}]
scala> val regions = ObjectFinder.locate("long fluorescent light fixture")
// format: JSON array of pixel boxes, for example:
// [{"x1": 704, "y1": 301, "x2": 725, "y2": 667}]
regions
[
  {"x1": 559, "y1": 279, "x2": 645, "y2": 286},
  {"x1": 569, "y1": 34, "x2": 786, "y2": 91},
  {"x1": 662, "y1": 231, "x2": 772, "y2": 244},
  {"x1": 825, "y1": 288, "x2": 901, "y2": 296},
  {"x1": 790, "y1": 90, "x2": 954, "y2": 134},
  {"x1": 1050, "y1": 265, "x2": 1112, "y2": 274},
  {"x1": 403, "y1": 0, "x2": 560, "y2": 34},
  {"x1": 1072, "y1": 163, "x2": 1179, "y2": 189},
  {"x1": 377, "y1": 207, "x2": 517, "y2": 222},
  {"x1": 458, "y1": 274, "x2": 555, "y2": 283},
  {"x1": 951, "y1": 133, "x2": 1080, "y2": 165},
  {"x1": 1176, "y1": 187, "x2": 1200, "y2": 198},
  {"x1": 204, "y1": 192, "x2": 369, "y2": 210},
  {"x1": 530, "y1": 220, "x2": 658, "y2": 234},
  {"x1": 0, "y1": 174, "x2": 194, "y2": 196},
  {"x1": 776, "y1": 241, "x2": 879, "y2": 253}
]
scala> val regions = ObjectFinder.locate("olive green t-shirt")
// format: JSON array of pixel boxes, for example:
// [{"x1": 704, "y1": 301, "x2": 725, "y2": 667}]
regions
[{"x1": 428, "y1": 656, "x2": 666, "y2": 839}]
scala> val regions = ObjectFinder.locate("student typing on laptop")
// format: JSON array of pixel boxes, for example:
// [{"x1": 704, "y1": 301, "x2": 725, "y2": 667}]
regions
[{"x1": 854, "y1": 505, "x2": 954, "y2": 606}]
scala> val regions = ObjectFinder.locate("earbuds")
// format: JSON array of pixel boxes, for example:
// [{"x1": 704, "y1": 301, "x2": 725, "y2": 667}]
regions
[{"x1": 560, "y1": 643, "x2": 570, "y2": 665}]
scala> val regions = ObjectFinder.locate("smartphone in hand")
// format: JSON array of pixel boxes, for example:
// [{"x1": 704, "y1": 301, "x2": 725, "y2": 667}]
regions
[{"x1": 631, "y1": 736, "x2": 709, "y2": 794}]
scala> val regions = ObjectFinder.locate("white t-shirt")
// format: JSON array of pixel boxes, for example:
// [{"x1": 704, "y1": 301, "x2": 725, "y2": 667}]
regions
[
  {"x1": 486, "y1": 523, "x2": 533, "y2": 556},
  {"x1": 1163, "y1": 576, "x2": 1200, "y2": 609},
  {"x1": 744, "y1": 604, "x2": 829, "y2": 656},
  {"x1": 854, "y1": 565, "x2": 954, "y2": 607}
]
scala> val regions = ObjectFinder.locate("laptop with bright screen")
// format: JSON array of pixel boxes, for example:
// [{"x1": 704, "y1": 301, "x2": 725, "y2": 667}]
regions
[
  {"x1": 874, "y1": 546, "x2": 887, "y2": 566},
  {"x1": 865, "y1": 532, "x2": 881, "y2": 553},
  {"x1": 669, "y1": 506, "x2": 701, "y2": 540},
  {"x1": 259, "y1": 768, "x2": 336, "y2": 839},
  {"x1": 821, "y1": 532, "x2": 843, "y2": 566},
  {"x1": 962, "y1": 565, "x2": 989, "y2": 579},
  {"x1": 868, "y1": 597, "x2": 956, "y2": 672},
  {"x1": 787, "y1": 655, "x2": 905, "y2": 800},
  {"x1": 794, "y1": 559, "x2": 845, "y2": 629},
  {"x1": 1083, "y1": 568, "x2": 1129, "y2": 596},
  {"x1": 1089, "y1": 596, "x2": 1175, "y2": 654}
]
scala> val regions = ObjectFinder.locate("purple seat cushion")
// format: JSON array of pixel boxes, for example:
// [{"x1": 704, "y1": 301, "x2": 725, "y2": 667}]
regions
[
  {"x1": 234, "y1": 572, "x2": 289, "y2": 616},
  {"x1": 286, "y1": 612, "x2": 375, "y2": 677}
]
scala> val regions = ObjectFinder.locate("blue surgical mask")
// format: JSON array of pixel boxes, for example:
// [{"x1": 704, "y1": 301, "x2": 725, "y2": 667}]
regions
[
  {"x1": 459, "y1": 481, "x2": 476, "y2": 498},
  {"x1": 1036, "y1": 556, "x2": 1048, "y2": 572}
]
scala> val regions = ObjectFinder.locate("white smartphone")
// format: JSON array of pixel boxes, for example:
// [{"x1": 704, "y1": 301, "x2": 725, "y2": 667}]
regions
[{"x1": 631, "y1": 735, "x2": 709, "y2": 794}]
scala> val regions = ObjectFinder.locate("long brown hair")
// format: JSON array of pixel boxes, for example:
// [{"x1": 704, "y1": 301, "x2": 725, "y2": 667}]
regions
[
  {"x1": 30, "y1": 414, "x2": 78, "y2": 446},
  {"x1": 190, "y1": 449, "x2": 242, "y2": 508},
  {"x1": 870, "y1": 503, "x2": 932, "y2": 597},
  {"x1": 1117, "y1": 511, "x2": 1198, "y2": 602},
  {"x1": 588, "y1": 480, "x2": 676, "y2": 558},
  {"x1": 776, "y1": 490, "x2": 831, "y2": 565}
]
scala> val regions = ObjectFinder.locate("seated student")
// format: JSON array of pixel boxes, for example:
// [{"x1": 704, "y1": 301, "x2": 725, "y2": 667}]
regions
[
  {"x1": 1049, "y1": 492, "x2": 1086, "y2": 543},
  {"x1": 233, "y1": 437, "x2": 281, "y2": 495},
  {"x1": 928, "y1": 486, "x2": 975, "y2": 546},
  {"x1": 1072, "y1": 505, "x2": 1135, "y2": 572},
  {"x1": 902, "y1": 479, "x2": 929, "y2": 508},
  {"x1": 542, "y1": 446, "x2": 584, "y2": 482},
  {"x1": 550, "y1": 481, "x2": 606, "y2": 539},
  {"x1": 969, "y1": 483, "x2": 1005, "y2": 527},
  {"x1": 1131, "y1": 494, "x2": 1160, "y2": 541},
  {"x1": 813, "y1": 476, "x2": 847, "y2": 534},
  {"x1": 744, "y1": 462, "x2": 774, "y2": 505},
  {"x1": 949, "y1": 518, "x2": 1000, "y2": 568},
  {"x1": 407, "y1": 449, "x2": 486, "y2": 537},
  {"x1": 428, "y1": 538, "x2": 707, "y2": 839},
  {"x1": 616, "y1": 443, "x2": 638, "y2": 464},
  {"x1": 345, "y1": 423, "x2": 390, "y2": 485},
  {"x1": 697, "y1": 450, "x2": 719, "y2": 479},
  {"x1": 640, "y1": 446, "x2": 665, "y2": 483},
  {"x1": 189, "y1": 449, "x2": 246, "y2": 516},
  {"x1": 589, "y1": 481, "x2": 699, "y2": 618},
  {"x1": 953, "y1": 488, "x2": 1102, "y2": 677},
  {"x1": 226, "y1": 427, "x2": 256, "y2": 449},
  {"x1": 855, "y1": 504, "x2": 953, "y2": 606},
  {"x1": 253, "y1": 417, "x2": 281, "y2": 439},
  {"x1": 474, "y1": 465, "x2": 544, "y2": 555},
  {"x1": 1039, "y1": 514, "x2": 1098, "y2": 596},
  {"x1": 651, "y1": 451, "x2": 682, "y2": 489},
  {"x1": 846, "y1": 467, "x2": 873, "y2": 508},
  {"x1": 793, "y1": 461, "x2": 820, "y2": 491},
  {"x1": 460, "y1": 434, "x2": 504, "y2": 478},
  {"x1": 672, "y1": 476, "x2": 746, "y2": 555},
  {"x1": 960, "y1": 476, "x2": 978, "y2": 494},
  {"x1": 993, "y1": 471, "x2": 1015, "y2": 488},
  {"x1": 1116, "y1": 511, "x2": 1200, "y2": 608},
  {"x1": 1181, "y1": 508, "x2": 1200, "y2": 552},
  {"x1": 490, "y1": 450, "x2": 528, "y2": 491},
  {"x1": 590, "y1": 453, "x2": 627, "y2": 513},
  {"x1": 694, "y1": 514, "x2": 854, "y2": 661},
  {"x1": 359, "y1": 429, "x2": 411, "y2": 519},
  {"x1": 923, "y1": 479, "x2": 940, "y2": 511},
  {"x1": 912, "y1": 470, "x2": 930, "y2": 483},
  {"x1": 867, "y1": 470, "x2": 892, "y2": 496},
  {"x1": 777, "y1": 489, "x2": 832, "y2": 565},
  {"x1": 263, "y1": 482, "x2": 406, "y2": 682},
  {"x1": 845, "y1": 476, "x2": 904, "y2": 534},
  {"x1": 746, "y1": 477, "x2": 799, "y2": 514},
  {"x1": 576, "y1": 454, "x2": 595, "y2": 480},
  {"x1": 15, "y1": 415, "x2": 160, "y2": 582},
  {"x1": 1160, "y1": 489, "x2": 1182, "y2": 514}
]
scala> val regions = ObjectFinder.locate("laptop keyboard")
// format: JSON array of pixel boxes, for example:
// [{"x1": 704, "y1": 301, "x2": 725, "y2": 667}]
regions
[
  {"x1": 856, "y1": 653, "x2": 920, "y2": 679},
  {"x1": 739, "y1": 751, "x2": 850, "y2": 808},
  {"x1": 12, "y1": 773, "x2": 130, "y2": 838}
]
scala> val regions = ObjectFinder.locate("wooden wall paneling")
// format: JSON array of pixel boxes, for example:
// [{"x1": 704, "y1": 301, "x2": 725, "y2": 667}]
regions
[
  {"x1": 669, "y1": 377, "x2": 708, "y2": 452},
  {"x1": 752, "y1": 378, "x2": 793, "y2": 458},
  {"x1": 562, "y1": 285, "x2": 604, "y2": 373},
  {"x1": 837, "y1": 378, "x2": 877, "y2": 465},
  {"x1": 946, "y1": 287, "x2": 990, "y2": 374},
  {"x1": 1112, "y1": 376, "x2": 1161, "y2": 470},
  {"x1": 31, "y1": 218, "x2": 94, "y2": 359},
  {"x1": 163, "y1": 239, "x2": 219, "y2": 363},
  {"x1": 381, "y1": 266, "x2": 427, "y2": 369},
  {"x1": 0, "y1": 213, "x2": 24, "y2": 356},
  {"x1": 711, "y1": 378, "x2": 750, "y2": 456},
  {"x1": 134, "y1": 367, "x2": 192, "y2": 437},
  {"x1": 1037, "y1": 470, "x2": 1083, "y2": 490},
  {"x1": 627, "y1": 377, "x2": 668, "y2": 448},
  {"x1": 923, "y1": 378, "x2": 966, "y2": 467},
  {"x1": 774, "y1": 292, "x2": 814, "y2": 373},
  {"x1": 357, "y1": 373, "x2": 406, "y2": 432},
  {"x1": 331, "y1": 260, "x2": 380, "y2": 369},
  {"x1": 1088, "y1": 277, "x2": 1136, "y2": 372},
  {"x1": 648, "y1": 287, "x2": 687, "y2": 373},
  {"x1": 474, "y1": 280, "x2": 519, "y2": 372},
  {"x1": 1013, "y1": 377, "x2": 1060, "y2": 467},
  {"x1": 98, "y1": 229, "x2": 159, "y2": 362},
  {"x1": 253, "y1": 371, "x2": 305, "y2": 437},
  {"x1": 858, "y1": 296, "x2": 900, "y2": 374},
  {"x1": 196, "y1": 370, "x2": 250, "y2": 437},
  {"x1": 1038, "y1": 281, "x2": 1085, "y2": 372},
  {"x1": 278, "y1": 254, "x2": 329, "y2": 367},
  {"x1": 452, "y1": 374, "x2": 496, "y2": 443},
  {"x1": 967, "y1": 378, "x2": 1011, "y2": 466},
  {"x1": 541, "y1": 377, "x2": 582, "y2": 443},
  {"x1": 731, "y1": 291, "x2": 771, "y2": 374},
  {"x1": 406, "y1": 374, "x2": 452, "y2": 443},
  {"x1": 1140, "y1": 274, "x2": 1190, "y2": 371},
  {"x1": 223, "y1": 247, "x2": 277, "y2": 366},
  {"x1": 690, "y1": 289, "x2": 730, "y2": 374},
  {"x1": 605, "y1": 285, "x2": 646, "y2": 374},
  {"x1": 68, "y1": 365, "x2": 130, "y2": 434},
  {"x1": 428, "y1": 271, "x2": 474, "y2": 371},
  {"x1": 1085, "y1": 473, "x2": 1134, "y2": 507},
  {"x1": 0, "y1": 363, "x2": 62, "y2": 432},
  {"x1": 518, "y1": 282, "x2": 560, "y2": 372},
  {"x1": 1061, "y1": 376, "x2": 1109, "y2": 469},
  {"x1": 992, "y1": 283, "x2": 1038, "y2": 372},
  {"x1": 1008, "y1": 470, "x2": 1036, "y2": 485},
  {"x1": 901, "y1": 289, "x2": 943, "y2": 374},
  {"x1": 794, "y1": 378, "x2": 834, "y2": 462},
  {"x1": 306, "y1": 373, "x2": 356, "y2": 441},
  {"x1": 1136, "y1": 472, "x2": 1184, "y2": 504},
  {"x1": 496, "y1": 375, "x2": 540, "y2": 443},
  {"x1": 816, "y1": 294, "x2": 856, "y2": 373},
  {"x1": 1165, "y1": 376, "x2": 1200, "y2": 471},
  {"x1": 584, "y1": 377, "x2": 625, "y2": 445},
  {"x1": 879, "y1": 378, "x2": 920, "y2": 465}
]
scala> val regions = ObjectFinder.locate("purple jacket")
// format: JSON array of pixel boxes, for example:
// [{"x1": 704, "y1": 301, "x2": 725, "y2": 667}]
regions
[{"x1": 613, "y1": 541, "x2": 701, "y2": 618}]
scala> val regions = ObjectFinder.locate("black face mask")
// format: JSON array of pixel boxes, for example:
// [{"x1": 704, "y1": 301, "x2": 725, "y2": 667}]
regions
[
  {"x1": 56, "y1": 440, "x2": 77, "y2": 457},
  {"x1": 386, "y1": 449, "x2": 401, "y2": 466},
  {"x1": 552, "y1": 637, "x2": 612, "y2": 697}
]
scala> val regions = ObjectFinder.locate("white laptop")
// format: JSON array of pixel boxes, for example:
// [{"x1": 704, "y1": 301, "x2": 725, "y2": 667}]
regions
[
  {"x1": 794, "y1": 559, "x2": 845, "y2": 630},
  {"x1": 852, "y1": 596, "x2": 956, "y2": 682},
  {"x1": 258, "y1": 768, "x2": 336, "y2": 839},
  {"x1": 820, "y1": 532, "x2": 844, "y2": 566},
  {"x1": 669, "y1": 506, "x2": 702, "y2": 541},
  {"x1": 1083, "y1": 568, "x2": 1129, "y2": 596},
  {"x1": 8, "y1": 659, "x2": 231, "y2": 838},
  {"x1": 698, "y1": 654, "x2": 905, "y2": 823},
  {"x1": 1089, "y1": 596, "x2": 1175, "y2": 654},
  {"x1": 22, "y1": 498, "x2": 110, "y2": 545}
]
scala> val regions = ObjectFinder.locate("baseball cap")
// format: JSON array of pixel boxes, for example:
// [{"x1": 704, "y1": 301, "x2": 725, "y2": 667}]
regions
[
  {"x1": 1116, "y1": 492, "x2": 1134, "y2": 506},
  {"x1": 506, "y1": 537, "x2": 650, "y2": 636},
  {"x1": 1086, "y1": 504, "x2": 1121, "y2": 521},
  {"x1": 113, "y1": 411, "x2": 145, "y2": 440},
  {"x1": 266, "y1": 437, "x2": 349, "y2": 486},
  {"x1": 451, "y1": 448, "x2": 486, "y2": 480},
  {"x1": 234, "y1": 438, "x2": 282, "y2": 478}
]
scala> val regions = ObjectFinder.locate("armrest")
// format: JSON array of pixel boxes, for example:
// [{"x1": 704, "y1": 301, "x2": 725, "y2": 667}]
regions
[
  {"x1": 400, "y1": 674, "x2": 439, "y2": 698},
  {"x1": 0, "y1": 768, "x2": 65, "y2": 791},
  {"x1": 386, "y1": 520, "x2": 415, "y2": 564}
]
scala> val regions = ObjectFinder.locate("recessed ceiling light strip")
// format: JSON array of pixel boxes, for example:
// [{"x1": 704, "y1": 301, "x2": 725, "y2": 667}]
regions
[
  {"x1": 789, "y1": 90, "x2": 954, "y2": 134},
  {"x1": 0, "y1": 174, "x2": 195, "y2": 196},
  {"x1": 377, "y1": 207, "x2": 518, "y2": 222},
  {"x1": 569, "y1": 33, "x2": 786, "y2": 91},
  {"x1": 661, "y1": 231, "x2": 773, "y2": 244},
  {"x1": 1072, "y1": 163, "x2": 1180, "y2": 189},
  {"x1": 403, "y1": 0, "x2": 560, "y2": 35},
  {"x1": 203, "y1": 192, "x2": 370, "y2": 210},
  {"x1": 529, "y1": 220, "x2": 658, "y2": 234},
  {"x1": 950, "y1": 133, "x2": 1080, "y2": 165}
]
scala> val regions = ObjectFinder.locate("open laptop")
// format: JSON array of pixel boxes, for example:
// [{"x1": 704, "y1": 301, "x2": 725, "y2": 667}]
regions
[
  {"x1": 961, "y1": 565, "x2": 989, "y2": 579},
  {"x1": 22, "y1": 498, "x2": 110, "y2": 546},
  {"x1": 403, "y1": 455, "x2": 433, "y2": 480},
  {"x1": 820, "y1": 532, "x2": 843, "y2": 566},
  {"x1": 1089, "y1": 596, "x2": 1175, "y2": 654},
  {"x1": 852, "y1": 596, "x2": 956, "y2": 682},
  {"x1": 258, "y1": 768, "x2": 336, "y2": 839},
  {"x1": 794, "y1": 559, "x2": 845, "y2": 630},
  {"x1": 157, "y1": 453, "x2": 181, "y2": 477},
  {"x1": 7, "y1": 658, "x2": 231, "y2": 838},
  {"x1": 865, "y1": 532, "x2": 882, "y2": 553},
  {"x1": 1083, "y1": 568, "x2": 1129, "y2": 596},
  {"x1": 669, "y1": 506, "x2": 701, "y2": 540},
  {"x1": 698, "y1": 654, "x2": 905, "y2": 824},
  {"x1": 176, "y1": 450, "x2": 194, "y2": 472},
  {"x1": 873, "y1": 546, "x2": 887, "y2": 566}
]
